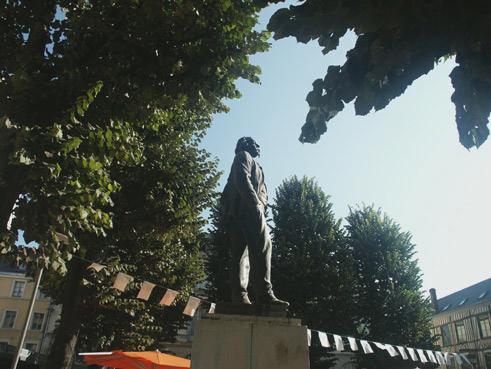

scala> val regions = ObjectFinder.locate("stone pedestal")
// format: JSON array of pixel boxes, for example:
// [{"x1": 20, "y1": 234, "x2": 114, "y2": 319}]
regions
[{"x1": 190, "y1": 313, "x2": 310, "y2": 369}]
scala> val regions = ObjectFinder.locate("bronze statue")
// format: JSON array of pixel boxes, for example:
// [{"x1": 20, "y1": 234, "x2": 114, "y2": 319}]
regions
[{"x1": 222, "y1": 137, "x2": 288, "y2": 306}]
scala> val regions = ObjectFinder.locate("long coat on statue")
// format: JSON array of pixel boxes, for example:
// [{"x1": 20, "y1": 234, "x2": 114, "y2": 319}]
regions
[
  {"x1": 221, "y1": 150, "x2": 273, "y2": 303},
  {"x1": 222, "y1": 150, "x2": 267, "y2": 217}
]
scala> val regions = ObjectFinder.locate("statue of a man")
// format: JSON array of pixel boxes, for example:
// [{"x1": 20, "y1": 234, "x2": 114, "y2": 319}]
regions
[{"x1": 221, "y1": 137, "x2": 288, "y2": 306}]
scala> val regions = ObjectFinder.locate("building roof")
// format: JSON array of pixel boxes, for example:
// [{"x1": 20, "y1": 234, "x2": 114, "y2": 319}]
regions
[{"x1": 436, "y1": 278, "x2": 491, "y2": 314}]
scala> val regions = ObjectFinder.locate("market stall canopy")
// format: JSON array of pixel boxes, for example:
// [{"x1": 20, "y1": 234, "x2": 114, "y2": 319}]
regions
[{"x1": 79, "y1": 350, "x2": 190, "y2": 369}]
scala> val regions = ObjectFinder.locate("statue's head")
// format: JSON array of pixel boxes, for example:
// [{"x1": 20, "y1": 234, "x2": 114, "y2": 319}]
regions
[{"x1": 235, "y1": 136, "x2": 260, "y2": 157}]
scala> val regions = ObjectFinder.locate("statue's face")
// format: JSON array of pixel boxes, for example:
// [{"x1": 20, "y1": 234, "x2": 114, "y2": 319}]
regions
[
  {"x1": 249, "y1": 140, "x2": 260, "y2": 157},
  {"x1": 236, "y1": 137, "x2": 260, "y2": 157}
]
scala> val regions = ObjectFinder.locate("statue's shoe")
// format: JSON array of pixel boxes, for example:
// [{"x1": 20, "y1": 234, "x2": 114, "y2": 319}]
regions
[
  {"x1": 231, "y1": 293, "x2": 252, "y2": 305},
  {"x1": 241, "y1": 294, "x2": 252, "y2": 305},
  {"x1": 256, "y1": 293, "x2": 289, "y2": 307}
]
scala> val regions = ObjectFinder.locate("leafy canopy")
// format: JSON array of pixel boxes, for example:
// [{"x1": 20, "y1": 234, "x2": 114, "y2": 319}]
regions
[
  {"x1": 71, "y1": 108, "x2": 218, "y2": 351},
  {"x1": 271, "y1": 176, "x2": 356, "y2": 333},
  {"x1": 266, "y1": 1, "x2": 491, "y2": 149},
  {"x1": 271, "y1": 176, "x2": 356, "y2": 369},
  {"x1": 0, "y1": 0, "x2": 269, "y2": 271},
  {"x1": 346, "y1": 205, "x2": 435, "y2": 369},
  {"x1": 1, "y1": 1, "x2": 270, "y2": 365}
]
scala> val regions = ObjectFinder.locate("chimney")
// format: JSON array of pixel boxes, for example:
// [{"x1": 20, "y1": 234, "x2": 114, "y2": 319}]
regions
[{"x1": 429, "y1": 288, "x2": 439, "y2": 312}]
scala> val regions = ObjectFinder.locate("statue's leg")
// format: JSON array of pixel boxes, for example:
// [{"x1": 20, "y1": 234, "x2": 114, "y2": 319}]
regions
[
  {"x1": 242, "y1": 209, "x2": 273, "y2": 299},
  {"x1": 229, "y1": 221, "x2": 251, "y2": 304}
]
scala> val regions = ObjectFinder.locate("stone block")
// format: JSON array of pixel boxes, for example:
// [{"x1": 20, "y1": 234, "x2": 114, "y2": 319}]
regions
[{"x1": 191, "y1": 313, "x2": 310, "y2": 369}]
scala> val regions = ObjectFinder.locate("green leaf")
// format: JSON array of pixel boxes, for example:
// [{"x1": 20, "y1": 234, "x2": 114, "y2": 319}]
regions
[
  {"x1": 50, "y1": 125, "x2": 63, "y2": 139},
  {"x1": 65, "y1": 137, "x2": 82, "y2": 153},
  {"x1": 78, "y1": 208, "x2": 89, "y2": 219}
]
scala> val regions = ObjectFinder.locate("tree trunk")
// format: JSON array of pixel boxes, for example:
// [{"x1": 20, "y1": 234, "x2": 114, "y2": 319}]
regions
[
  {"x1": 0, "y1": 178, "x2": 21, "y2": 231},
  {"x1": 43, "y1": 259, "x2": 86, "y2": 369},
  {"x1": 0, "y1": 134, "x2": 22, "y2": 231}
]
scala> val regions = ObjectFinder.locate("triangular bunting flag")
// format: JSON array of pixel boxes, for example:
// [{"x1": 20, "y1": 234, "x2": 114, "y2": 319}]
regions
[
  {"x1": 112, "y1": 272, "x2": 133, "y2": 292},
  {"x1": 396, "y1": 346, "x2": 408, "y2": 360},
  {"x1": 307, "y1": 329, "x2": 312, "y2": 347},
  {"x1": 407, "y1": 347, "x2": 418, "y2": 361},
  {"x1": 360, "y1": 340, "x2": 374, "y2": 354},
  {"x1": 183, "y1": 296, "x2": 201, "y2": 317},
  {"x1": 347, "y1": 337, "x2": 358, "y2": 351},
  {"x1": 461, "y1": 354, "x2": 471, "y2": 365},
  {"x1": 159, "y1": 289, "x2": 178, "y2": 306},
  {"x1": 385, "y1": 344, "x2": 398, "y2": 357},
  {"x1": 444, "y1": 352, "x2": 452, "y2": 365},
  {"x1": 137, "y1": 281, "x2": 155, "y2": 301},
  {"x1": 373, "y1": 342, "x2": 386, "y2": 350},
  {"x1": 87, "y1": 263, "x2": 105, "y2": 272},
  {"x1": 453, "y1": 353, "x2": 463, "y2": 365},
  {"x1": 426, "y1": 350, "x2": 438, "y2": 364},
  {"x1": 208, "y1": 303, "x2": 216, "y2": 314},
  {"x1": 318, "y1": 332, "x2": 330, "y2": 348},
  {"x1": 416, "y1": 349, "x2": 428, "y2": 363},
  {"x1": 435, "y1": 351, "x2": 446, "y2": 365},
  {"x1": 333, "y1": 334, "x2": 344, "y2": 351}
]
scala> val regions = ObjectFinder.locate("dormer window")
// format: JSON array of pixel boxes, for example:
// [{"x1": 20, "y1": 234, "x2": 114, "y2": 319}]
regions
[{"x1": 458, "y1": 298, "x2": 467, "y2": 306}]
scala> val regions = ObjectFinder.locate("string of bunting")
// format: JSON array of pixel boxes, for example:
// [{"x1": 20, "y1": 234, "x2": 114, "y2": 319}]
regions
[
  {"x1": 76, "y1": 255, "x2": 216, "y2": 318},
  {"x1": 306, "y1": 328, "x2": 470, "y2": 366},
  {"x1": 70, "y1": 251, "x2": 467, "y2": 365}
]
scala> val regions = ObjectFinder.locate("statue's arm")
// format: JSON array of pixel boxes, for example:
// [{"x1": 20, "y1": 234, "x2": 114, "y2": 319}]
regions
[{"x1": 232, "y1": 151, "x2": 262, "y2": 209}]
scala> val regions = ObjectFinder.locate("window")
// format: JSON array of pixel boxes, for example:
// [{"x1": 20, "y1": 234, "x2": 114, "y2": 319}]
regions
[
  {"x1": 0, "y1": 342, "x2": 9, "y2": 352},
  {"x1": 11, "y1": 281, "x2": 25, "y2": 298},
  {"x1": 24, "y1": 343, "x2": 37, "y2": 352},
  {"x1": 2, "y1": 311, "x2": 17, "y2": 329},
  {"x1": 455, "y1": 320, "x2": 467, "y2": 342},
  {"x1": 478, "y1": 314, "x2": 491, "y2": 338},
  {"x1": 441, "y1": 324, "x2": 452, "y2": 346},
  {"x1": 37, "y1": 290, "x2": 48, "y2": 299},
  {"x1": 30, "y1": 313, "x2": 44, "y2": 331},
  {"x1": 478, "y1": 291, "x2": 488, "y2": 299},
  {"x1": 458, "y1": 298, "x2": 468, "y2": 306}
]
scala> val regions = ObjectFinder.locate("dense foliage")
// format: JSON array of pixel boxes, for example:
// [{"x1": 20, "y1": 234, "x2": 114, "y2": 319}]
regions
[
  {"x1": 0, "y1": 0, "x2": 269, "y2": 271},
  {"x1": 266, "y1": 0, "x2": 491, "y2": 149},
  {"x1": 204, "y1": 204, "x2": 232, "y2": 303},
  {"x1": 1, "y1": 2, "x2": 270, "y2": 368},
  {"x1": 271, "y1": 176, "x2": 356, "y2": 369},
  {"x1": 73, "y1": 108, "x2": 218, "y2": 351},
  {"x1": 346, "y1": 205, "x2": 435, "y2": 369},
  {"x1": 272, "y1": 176, "x2": 355, "y2": 332}
]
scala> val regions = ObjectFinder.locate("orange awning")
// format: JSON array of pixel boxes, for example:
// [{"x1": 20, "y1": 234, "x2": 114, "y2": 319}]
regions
[{"x1": 80, "y1": 350, "x2": 190, "y2": 369}]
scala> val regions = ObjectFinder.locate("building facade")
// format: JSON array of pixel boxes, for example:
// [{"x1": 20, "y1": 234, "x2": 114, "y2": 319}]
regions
[
  {"x1": 431, "y1": 278, "x2": 491, "y2": 369},
  {"x1": 0, "y1": 261, "x2": 60, "y2": 356}
]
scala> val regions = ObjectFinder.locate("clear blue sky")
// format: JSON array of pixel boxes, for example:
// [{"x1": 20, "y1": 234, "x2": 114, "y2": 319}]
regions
[{"x1": 202, "y1": 3, "x2": 491, "y2": 298}]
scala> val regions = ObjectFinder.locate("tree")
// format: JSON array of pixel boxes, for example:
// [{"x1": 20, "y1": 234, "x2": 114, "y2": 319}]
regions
[
  {"x1": 1, "y1": 2, "x2": 270, "y2": 368},
  {"x1": 345, "y1": 205, "x2": 435, "y2": 369},
  {"x1": 265, "y1": 1, "x2": 491, "y2": 149},
  {"x1": 271, "y1": 176, "x2": 357, "y2": 368},
  {"x1": 42, "y1": 107, "x2": 219, "y2": 368},
  {"x1": 204, "y1": 203, "x2": 232, "y2": 303},
  {"x1": 1, "y1": 0, "x2": 269, "y2": 269},
  {"x1": 78, "y1": 108, "x2": 218, "y2": 351}
]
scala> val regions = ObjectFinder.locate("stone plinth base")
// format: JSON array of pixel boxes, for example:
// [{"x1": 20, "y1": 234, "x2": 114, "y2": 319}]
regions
[
  {"x1": 215, "y1": 302, "x2": 288, "y2": 317},
  {"x1": 190, "y1": 313, "x2": 310, "y2": 369}
]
